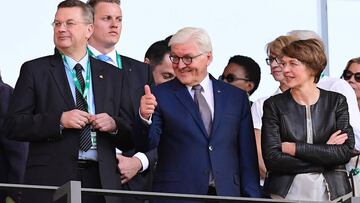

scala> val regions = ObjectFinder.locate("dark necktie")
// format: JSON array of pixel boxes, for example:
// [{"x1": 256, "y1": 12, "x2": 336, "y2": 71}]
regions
[
  {"x1": 192, "y1": 84, "x2": 212, "y2": 136},
  {"x1": 74, "y1": 63, "x2": 92, "y2": 151}
]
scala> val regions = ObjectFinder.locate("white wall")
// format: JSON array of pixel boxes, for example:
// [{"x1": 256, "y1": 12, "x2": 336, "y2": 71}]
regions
[{"x1": 1, "y1": 0, "x2": 356, "y2": 101}]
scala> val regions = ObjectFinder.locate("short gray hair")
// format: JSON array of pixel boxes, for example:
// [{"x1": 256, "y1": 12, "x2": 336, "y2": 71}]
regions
[
  {"x1": 169, "y1": 27, "x2": 212, "y2": 53},
  {"x1": 58, "y1": 0, "x2": 93, "y2": 24}
]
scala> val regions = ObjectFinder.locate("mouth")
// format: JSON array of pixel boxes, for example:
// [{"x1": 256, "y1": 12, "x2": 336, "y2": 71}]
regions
[{"x1": 109, "y1": 31, "x2": 118, "y2": 35}]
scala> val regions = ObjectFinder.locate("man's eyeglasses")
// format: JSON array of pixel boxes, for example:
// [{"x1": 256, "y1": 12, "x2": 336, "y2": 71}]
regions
[
  {"x1": 169, "y1": 53, "x2": 203, "y2": 65},
  {"x1": 342, "y1": 69, "x2": 360, "y2": 83},
  {"x1": 265, "y1": 56, "x2": 281, "y2": 65},
  {"x1": 51, "y1": 20, "x2": 89, "y2": 29},
  {"x1": 219, "y1": 74, "x2": 250, "y2": 83}
]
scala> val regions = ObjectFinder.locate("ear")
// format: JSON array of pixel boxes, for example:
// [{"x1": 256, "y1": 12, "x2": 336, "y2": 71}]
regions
[
  {"x1": 246, "y1": 81, "x2": 255, "y2": 93},
  {"x1": 206, "y1": 51, "x2": 213, "y2": 66},
  {"x1": 144, "y1": 58, "x2": 150, "y2": 64},
  {"x1": 86, "y1": 24, "x2": 94, "y2": 40}
]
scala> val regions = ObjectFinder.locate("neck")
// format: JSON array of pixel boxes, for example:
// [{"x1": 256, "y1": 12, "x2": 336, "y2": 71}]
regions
[
  {"x1": 279, "y1": 82, "x2": 289, "y2": 92},
  {"x1": 88, "y1": 39, "x2": 115, "y2": 55},
  {"x1": 290, "y1": 83, "x2": 319, "y2": 105},
  {"x1": 357, "y1": 98, "x2": 360, "y2": 111},
  {"x1": 58, "y1": 47, "x2": 87, "y2": 62}
]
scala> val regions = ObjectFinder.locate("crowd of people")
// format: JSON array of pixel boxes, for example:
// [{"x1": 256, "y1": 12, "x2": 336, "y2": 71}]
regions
[{"x1": 0, "y1": 0, "x2": 359, "y2": 203}]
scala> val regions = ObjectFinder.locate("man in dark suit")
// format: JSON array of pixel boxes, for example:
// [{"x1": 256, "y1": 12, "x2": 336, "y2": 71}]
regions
[
  {"x1": 0, "y1": 75, "x2": 28, "y2": 203},
  {"x1": 86, "y1": 0, "x2": 156, "y2": 199},
  {"x1": 137, "y1": 27, "x2": 262, "y2": 203},
  {"x1": 5, "y1": 1, "x2": 129, "y2": 203}
]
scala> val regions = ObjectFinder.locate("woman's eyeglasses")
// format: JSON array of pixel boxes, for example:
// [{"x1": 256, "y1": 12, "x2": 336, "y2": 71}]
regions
[
  {"x1": 219, "y1": 74, "x2": 250, "y2": 83},
  {"x1": 342, "y1": 69, "x2": 360, "y2": 83}
]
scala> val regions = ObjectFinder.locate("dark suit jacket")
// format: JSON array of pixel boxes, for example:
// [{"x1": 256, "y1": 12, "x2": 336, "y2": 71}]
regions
[
  {"x1": 5, "y1": 52, "x2": 129, "y2": 203},
  {"x1": 0, "y1": 78, "x2": 28, "y2": 202},
  {"x1": 117, "y1": 55, "x2": 157, "y2": 197},
  {"x1": 134, "y1": 77, "x2": 262, "y2": 203}
]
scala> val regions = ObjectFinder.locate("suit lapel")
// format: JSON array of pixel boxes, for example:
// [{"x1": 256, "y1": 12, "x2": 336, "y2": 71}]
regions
[
  {"x1": 173, "y1": 79, "x2": 208, "y2": 138},
  {"x1": 49, "y1": 53, "x2": 75, "y2": 109},
  {"x1": 211, "y1": 79, "x2": 225, "y2": 137},
  {"x1": 90, "y1": 58, "x2": 106, "y2": 114}
]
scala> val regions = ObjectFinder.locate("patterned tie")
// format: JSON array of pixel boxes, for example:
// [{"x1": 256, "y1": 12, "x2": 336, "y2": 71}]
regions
[
  {"x1": 74, "y1": 63, "x2": 92, "y2": 151},
  {"x1": 96, "y1": 54, "x2": 112, "y2": 63},
  {"x1": 192, "y1": 84, "x2": 212, "y2": 136}
]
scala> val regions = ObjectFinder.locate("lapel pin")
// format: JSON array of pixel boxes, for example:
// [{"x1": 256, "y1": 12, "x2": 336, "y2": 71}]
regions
[
  {"x1": 217, "y1": 90, "x2": 221, "y2": 93},
  {"x1": 99, "y1": 75, "x2": 104, "y2": 79}
]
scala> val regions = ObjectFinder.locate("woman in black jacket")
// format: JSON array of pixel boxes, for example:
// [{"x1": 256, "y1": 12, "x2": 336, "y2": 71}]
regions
[{"x1": 261, "y1": 38, "x2": 355, "y2": 201}]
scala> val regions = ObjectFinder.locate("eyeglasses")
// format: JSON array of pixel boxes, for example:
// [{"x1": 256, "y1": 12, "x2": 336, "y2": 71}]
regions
[
  {"x1": 342, "y1": 69, "x2": 360, "y2": 83},
  {"x1": 51, "y1": 20, "x2": 89, "y2": 29},
  {"x1": 169, "y1": 53, "x2": 203, "y2": 65},
  {"x1": 219, "y1": 74, "x2": 250, "y2": 83},
  {"x1": 265, "y1": 56, "x2": 281, "y2": 65}
]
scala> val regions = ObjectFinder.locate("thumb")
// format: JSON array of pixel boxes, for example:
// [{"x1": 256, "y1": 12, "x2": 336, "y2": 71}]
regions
[{"x1": 144, "y1": 84, "x2": 151, "y2": 96}]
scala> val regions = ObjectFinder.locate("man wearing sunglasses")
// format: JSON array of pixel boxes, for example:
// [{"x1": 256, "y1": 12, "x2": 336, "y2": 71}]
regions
[{"x1": 219, "y1": 55, "x2": 261, "y2": 104}]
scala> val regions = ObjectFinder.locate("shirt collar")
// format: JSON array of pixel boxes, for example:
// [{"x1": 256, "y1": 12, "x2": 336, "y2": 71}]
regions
[
  {"x1": 64, "y1": 53, "x2": 89, "y2": 71},
  {"x1": 87, "y1": 44, "x2": 117, "y2": 64},
  {"x1": 186, "y1": 73, "x2": 212, "y2": 92}
]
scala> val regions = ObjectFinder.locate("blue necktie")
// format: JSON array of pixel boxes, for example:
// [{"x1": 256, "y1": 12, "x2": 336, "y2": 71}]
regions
[{"x1": 96, "y1": 54, "x2": 112, "y2": 63}]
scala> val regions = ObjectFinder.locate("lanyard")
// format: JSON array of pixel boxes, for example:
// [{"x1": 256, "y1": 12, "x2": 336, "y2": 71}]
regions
[
  {"x1": 62, "y1": 54, "x2": 91, "y2": 110},
  {"x1": 87, "y1": 47, "x2": 123, "y2": 69}
]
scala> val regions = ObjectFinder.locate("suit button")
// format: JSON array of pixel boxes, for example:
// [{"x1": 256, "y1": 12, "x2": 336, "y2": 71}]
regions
[{"x1": 209, "y1": 145, "x2": 213, "y2": 151}]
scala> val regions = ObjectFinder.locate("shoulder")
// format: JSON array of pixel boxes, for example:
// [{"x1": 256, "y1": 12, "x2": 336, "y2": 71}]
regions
[
  {"x1": 20, "y1": 55, "x2": 58, "y2": 73},
  {"x1": 318, "y1": 88, "x2": 347, "y2": 103},
  {"x1": 120, "y1": 55, "x2": 150, "y2": 69}
]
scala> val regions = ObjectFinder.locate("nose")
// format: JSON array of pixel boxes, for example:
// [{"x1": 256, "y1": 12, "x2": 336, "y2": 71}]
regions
[
  {"x1": 110, "y1": 19, "x2": 119, "y2": 28},
  {"x1": 177, "y1": 58, "x2": 187, "y2": 69}
]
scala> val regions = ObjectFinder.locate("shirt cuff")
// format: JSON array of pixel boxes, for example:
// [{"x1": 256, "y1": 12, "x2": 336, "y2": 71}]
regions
[
  {"x1": 134, "y1": 152, "x2": 149, "y2": 172},
  {"x1": 139, "y1": 108, "x2": 152, "y2": 125},
  {"x1": 115, "y1": 148, "x2": 122, "y2": 154}
]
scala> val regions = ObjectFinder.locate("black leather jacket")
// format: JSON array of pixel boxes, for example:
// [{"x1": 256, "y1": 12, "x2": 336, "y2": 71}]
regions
[{"x1": 261, "y1": 88, "x2": 355, "y2": 200}]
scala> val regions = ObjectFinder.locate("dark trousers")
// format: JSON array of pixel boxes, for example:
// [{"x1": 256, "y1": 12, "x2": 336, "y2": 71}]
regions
[{"x1": 77, "y1": 160, "x2": 105, "y2": 203}]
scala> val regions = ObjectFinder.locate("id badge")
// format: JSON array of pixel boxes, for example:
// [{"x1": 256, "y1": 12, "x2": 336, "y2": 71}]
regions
[{"x1": 90, "y1": 131, "x2": 97, "y2": 149}]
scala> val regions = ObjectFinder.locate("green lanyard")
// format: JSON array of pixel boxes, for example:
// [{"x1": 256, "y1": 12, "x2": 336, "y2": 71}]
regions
[
  {"x1": 62, "y1": 54, "x2": 91, "y2": 110},
  {"x1": 87, "y1": 47, "x2": 123, "y2": 69}
]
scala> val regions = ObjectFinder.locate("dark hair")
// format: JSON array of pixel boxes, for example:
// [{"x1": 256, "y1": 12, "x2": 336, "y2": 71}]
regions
[
  {"x1": 144, "y1": 40, "x2": 170, "y2": 66},
  {"x1": 58, "y1": 0, "x2": 93, "y2": 24},
  {"x1": 87, "y1": 0, "x2": 120, "y2": 9},
  {"x1": 282, "y1": 38, "x2": 326, "y2": 83},
  {"x1": 228, "y1": 55, "x2": 261, "y2": 95}
]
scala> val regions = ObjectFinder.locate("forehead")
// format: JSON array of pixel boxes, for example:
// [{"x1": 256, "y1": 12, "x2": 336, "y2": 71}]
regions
[
  {"x1": 281, "y1": 55, "x2": 300, "y2": 62},
  {"x1": 349, "y1": 63, "x2": 360, "y2": 71},
  {"x1": 94, "y1": 2, "x2": 121, "y2": 16},
  {"x1": 225, "y1": 63, "x2": 246, "y2": 75},
  {"x1": 55, "y1": 7, "x2": 84, "y2": 21},
  {"x1": 171, "y1": 41, "x2": 200, "y2": 56}
]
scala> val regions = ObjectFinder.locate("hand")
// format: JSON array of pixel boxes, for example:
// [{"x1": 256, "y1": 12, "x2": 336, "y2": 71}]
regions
[
  {"x1": 281, "y1": 142, "x2": 296, "y2": 156},
  {"x1": 89, "y1": 113, "x2": 117, "y2": 132},
  {"x1": 327, "y1": 130, "x2": 348, "y2": 145},
  {"x1": 60, "y1": 109, "x2": 90, "y2": 129},
  {"x1": 140, "y1": 85, "x2": 157, "y2": 120},
  {"x1": 116, "y1": 154, "x2": 142, "y2": 184}
]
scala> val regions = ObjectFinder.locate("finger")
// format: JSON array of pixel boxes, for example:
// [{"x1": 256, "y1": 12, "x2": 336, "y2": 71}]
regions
[
  {"x1": 332, "y1": 134, "x2": 348, "y2": 143},
  {"x1": 144, "y1": 85, "x2": 151, "y2": 96}
]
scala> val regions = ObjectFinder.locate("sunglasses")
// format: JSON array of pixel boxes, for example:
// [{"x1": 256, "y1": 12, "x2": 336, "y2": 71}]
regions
[
  {"x1": 342, "y1": 70, "x2": 360, "y2": 83},
  {"x1": 219, "y1": 74, "x2": 250, "y2": 83}
]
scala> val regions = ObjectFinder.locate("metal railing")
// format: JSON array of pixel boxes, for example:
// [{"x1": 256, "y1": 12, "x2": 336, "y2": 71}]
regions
[{"x1": 0, "y1": 181, "x2": 359, "y2": 203}]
